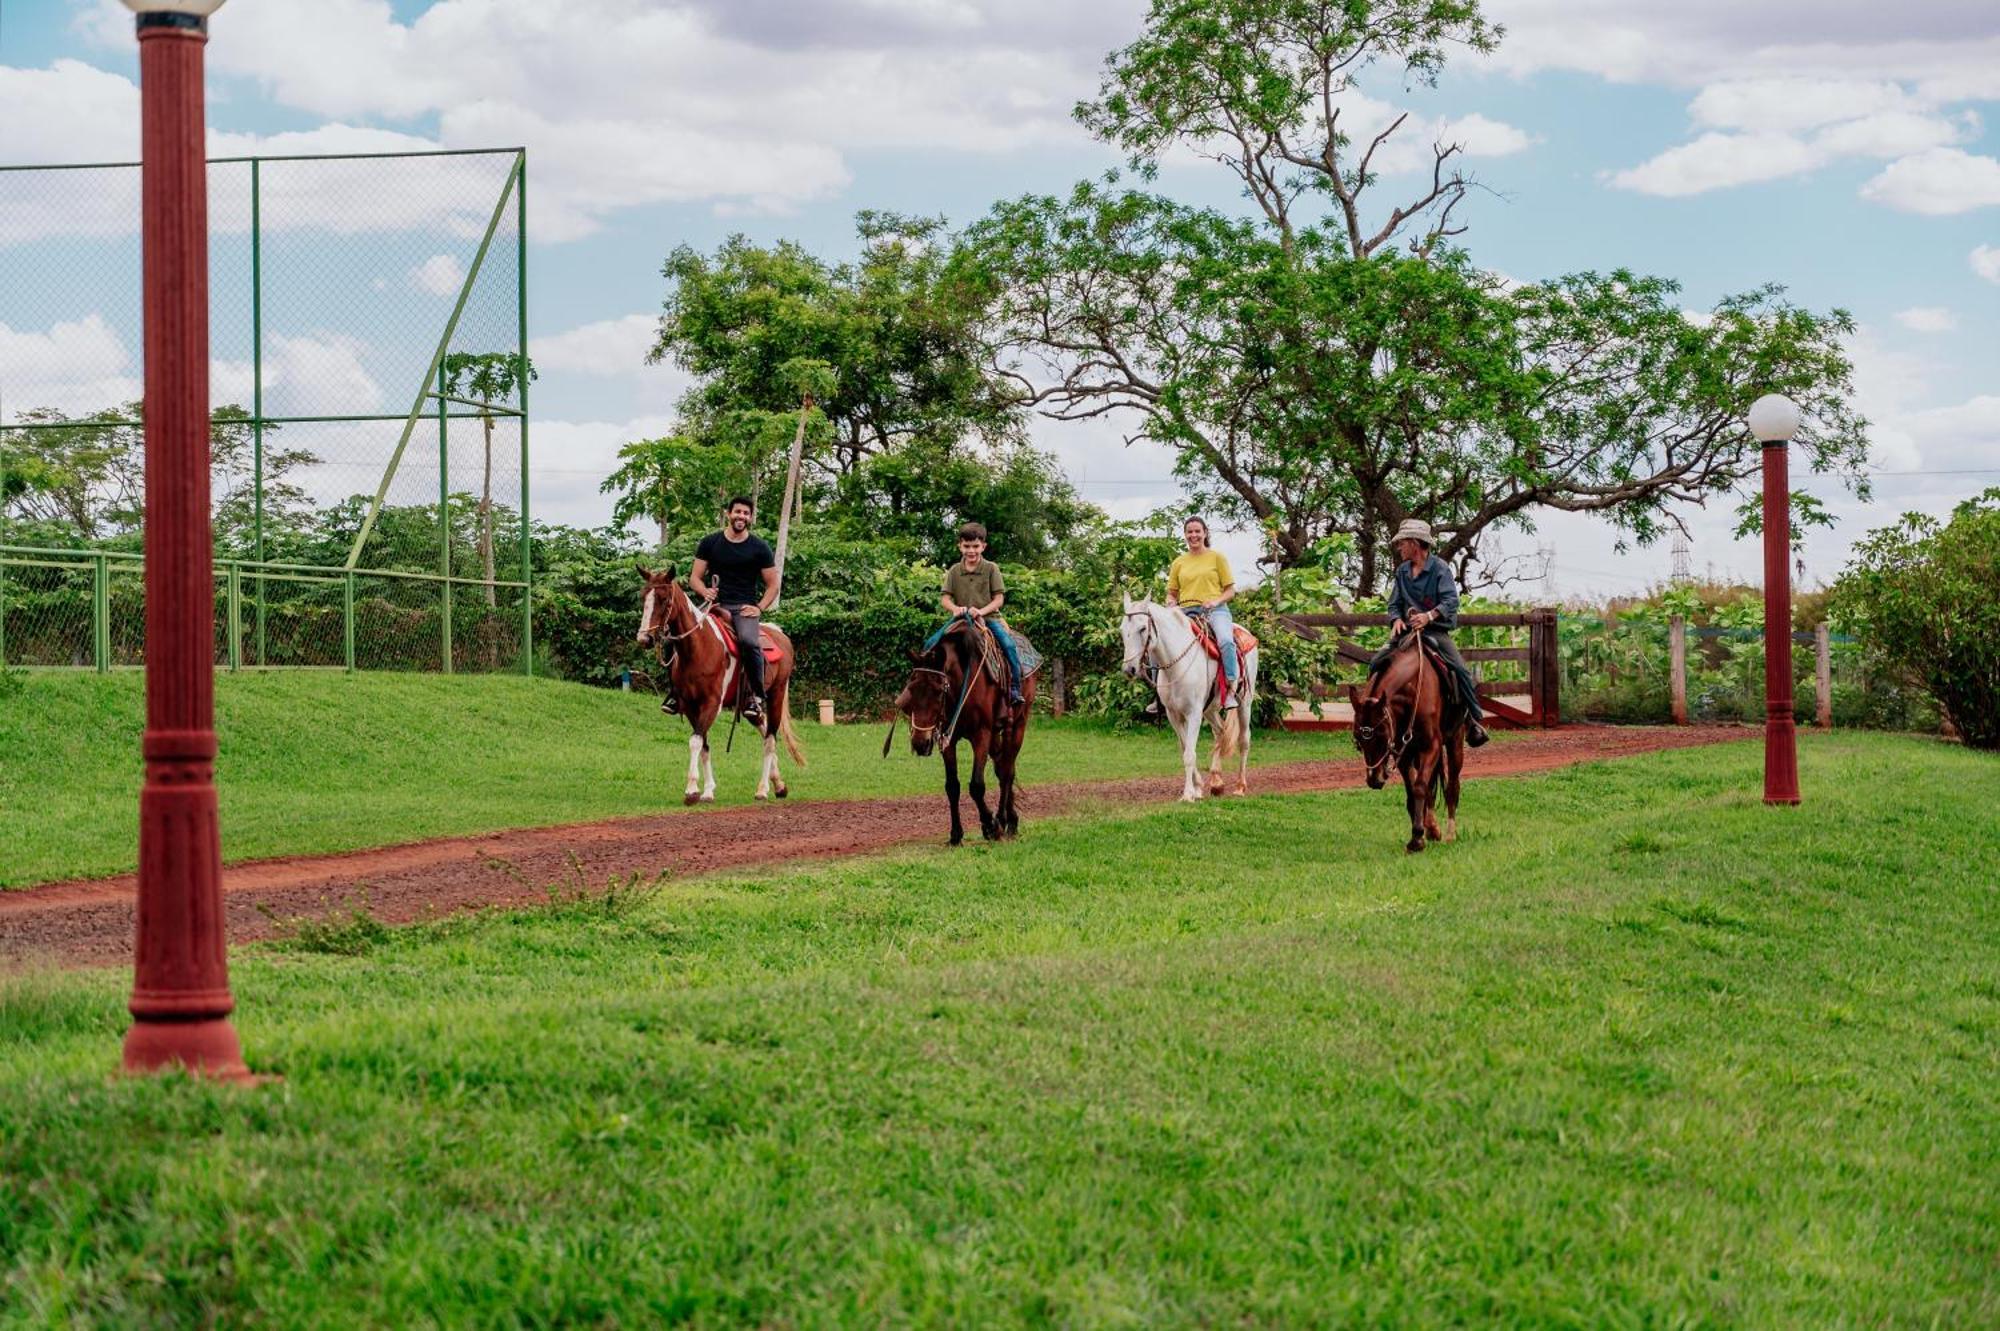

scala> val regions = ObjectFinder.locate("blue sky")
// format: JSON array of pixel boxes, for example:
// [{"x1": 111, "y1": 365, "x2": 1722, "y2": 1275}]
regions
[{"x1": 2, "y1": 0, "x2": 1996, "y2": 598}]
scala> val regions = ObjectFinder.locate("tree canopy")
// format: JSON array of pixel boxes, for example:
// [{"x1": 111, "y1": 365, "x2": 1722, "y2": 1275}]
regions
[{"x1": 955, "y1": 0, "x2": 1869, "y2": 596}]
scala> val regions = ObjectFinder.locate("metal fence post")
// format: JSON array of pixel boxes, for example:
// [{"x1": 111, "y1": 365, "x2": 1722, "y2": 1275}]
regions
[
  {"x1": 226, "y1": 562, "x2": 242, "y2": 672},
  {"x1": 516, "y1": 149, "x2": 533, "y2": 678},
  {"x1": 251, "y1": 155, "x2": 266, "y2": 666},
  {"x1": 93, "y1": 551, "x2": 110, "y2": 673},
  {"x1": 438, "y1": 362, "x2": 453, "y2": 674},
  {"x1": 0, "y1": 551, "x2": 8, "y2": 669},
  {"x1": 343, "y1": 571, "x2": 356, "y2": 673}
]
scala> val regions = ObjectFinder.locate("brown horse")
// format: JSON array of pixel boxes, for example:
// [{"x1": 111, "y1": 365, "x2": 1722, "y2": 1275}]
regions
[
  {"x1": 1349, "y1": 632, "x2": 1465, "y2": 854},
  {"x1": 891, "y1": 622, "x2": 1034, "y2": 845},
  {"x1": 635, "y1": 564, "x2": 805, "y2": 804}
]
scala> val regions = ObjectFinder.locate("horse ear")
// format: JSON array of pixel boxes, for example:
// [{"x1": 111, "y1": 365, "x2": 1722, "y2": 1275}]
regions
[
  {"x1": 908, "y1": 647, "x2": 927, "y2": 663},
  {"x1": 662, "y1": 563, "x2": 676, "y2": 583},
  {"x1": 635, "y1": 562, "x2": 653, "y2": 580},
  {"x1": 1346, "y1": 684, "x2": 1363, "y2": 708},
  {"x1": 1121, "y1": 591, "x2": 1132, "y2": 611}
]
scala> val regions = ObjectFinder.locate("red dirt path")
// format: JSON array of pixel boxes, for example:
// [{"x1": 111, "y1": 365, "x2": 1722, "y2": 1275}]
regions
[{"x1": 2, "y1": 725, "x2": 1746, "y2": 969}]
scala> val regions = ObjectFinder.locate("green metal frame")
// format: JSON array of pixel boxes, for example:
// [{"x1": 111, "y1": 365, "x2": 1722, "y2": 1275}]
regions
[{"x1": 0, "y1": 146, "x2": 532, "y2": 677}]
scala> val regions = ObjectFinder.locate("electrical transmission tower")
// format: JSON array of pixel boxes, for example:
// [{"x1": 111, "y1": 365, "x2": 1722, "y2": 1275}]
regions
[{"x1": 1671, "y1": 533, "x2": 1693, "y2": 583}]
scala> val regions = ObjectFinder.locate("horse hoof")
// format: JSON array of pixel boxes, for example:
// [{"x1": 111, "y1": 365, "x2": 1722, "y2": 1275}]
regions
[
  {"x1": 774, "y1": 787, "x2": 788, "y2": 800},
  {"x1": 1406, "y1": 839, "x2": 1426, "y2": 855},
  {"x1": 755, "y1": 792, "x2": 767, "y2": 801},
  {"x1": 700, "y1": 794, "x2": 716, "y2": 804},
  {"x1": 683, "y1": 793, "x2": 701, "y2": 807}
]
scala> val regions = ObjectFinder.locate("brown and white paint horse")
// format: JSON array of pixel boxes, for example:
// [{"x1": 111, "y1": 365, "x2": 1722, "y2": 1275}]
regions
[
  {"x1": 1349, "y1": 632, "x2": 1465, "y2": 854},
  {"x1": 635, "y1": 564, "x2": 805, "y2": 804}
]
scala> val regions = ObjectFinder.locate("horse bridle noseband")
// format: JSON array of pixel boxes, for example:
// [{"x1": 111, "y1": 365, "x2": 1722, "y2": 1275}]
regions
[
  {"x1": 903, "y1": 666, "x2": 952, "y2": 740},
  {"x1": 1358, "y1": 633, "x2": 1429, "y2": 783},
  {"x1": 1124, "y1": 606, "x2": 1199, "y2": 681}
]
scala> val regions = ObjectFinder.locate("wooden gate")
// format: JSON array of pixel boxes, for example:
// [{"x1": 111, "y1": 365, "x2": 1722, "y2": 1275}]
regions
[{"x1": 1277, "y1": 608, "x2": 1561, "y2": 731}]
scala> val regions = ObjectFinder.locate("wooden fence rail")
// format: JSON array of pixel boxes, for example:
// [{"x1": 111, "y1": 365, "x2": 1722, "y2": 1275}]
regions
[{"x1": 1278, "y1": 608, "x2": 1560, "y2": 731}]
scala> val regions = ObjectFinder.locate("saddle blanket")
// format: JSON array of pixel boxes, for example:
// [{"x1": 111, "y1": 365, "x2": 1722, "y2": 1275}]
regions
[
  {"x1": 704, "y1": 610, "x2": 784, "y2": 664},
  {"x1": 1190, "y1": 620, "x2": 1259, "y2": 660}
]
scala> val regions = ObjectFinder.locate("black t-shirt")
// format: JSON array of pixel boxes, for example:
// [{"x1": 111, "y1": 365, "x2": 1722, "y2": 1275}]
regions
[{"x1": 696, "y1": 530, "x2": 775, "y2": 606}]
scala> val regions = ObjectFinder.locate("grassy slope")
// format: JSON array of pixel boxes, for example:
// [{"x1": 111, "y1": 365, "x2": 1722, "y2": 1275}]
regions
[
  {"x1": 2, "y1": 734, "x2": 1995, "y2": 1327},
  {"x1": 0, "y1": 672, "x2": 1324, "y2": 887}
]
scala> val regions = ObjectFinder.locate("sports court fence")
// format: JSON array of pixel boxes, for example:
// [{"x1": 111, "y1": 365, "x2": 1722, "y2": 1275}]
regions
[{"x1": 0, "y1": 146, "x2": 532, "y2": 673}]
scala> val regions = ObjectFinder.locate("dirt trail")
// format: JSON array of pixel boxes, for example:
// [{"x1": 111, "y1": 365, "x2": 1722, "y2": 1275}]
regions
[{"x1": 2, "y1": 726, "x2": 1746, "y2": 969}]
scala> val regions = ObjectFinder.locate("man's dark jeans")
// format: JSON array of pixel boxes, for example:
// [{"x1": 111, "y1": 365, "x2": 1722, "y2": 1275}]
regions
[{"x1": 722, "y1": 605, "x2": 765, "y2": 703}]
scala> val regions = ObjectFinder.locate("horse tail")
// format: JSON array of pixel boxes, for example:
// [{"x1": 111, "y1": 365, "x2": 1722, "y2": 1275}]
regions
[{"x1": 779, "y1": 697, "x2": 807, "y2": 767}]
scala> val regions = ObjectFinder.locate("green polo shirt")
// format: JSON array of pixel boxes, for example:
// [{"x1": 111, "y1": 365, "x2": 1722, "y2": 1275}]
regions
[{"x1": 942, "y1": 558, "x2": 1006, "y2": 611}]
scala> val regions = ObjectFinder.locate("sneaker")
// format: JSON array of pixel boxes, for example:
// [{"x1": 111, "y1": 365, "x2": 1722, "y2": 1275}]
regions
[
  {"x1": 660, "y1": 694, "x2": 679, "y2": 715},
  {"x1": 1008, "y1": 689, "x2": 1026, "y2": 707},
  {"x1": 742, "y1": 695, "x2": 766, "y2": 724}
]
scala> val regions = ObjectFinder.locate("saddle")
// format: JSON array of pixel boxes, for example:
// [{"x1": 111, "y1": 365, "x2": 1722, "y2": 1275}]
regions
[
  {"x1": 1188, "y1": 616, "x2": 1257, "y2": 706},
  {"x1": 704, "y1": 608, "x2": 784, "y2": 664},
  {"x1": 941, "y1": 619, "x2": 1041, "y2": 685}
]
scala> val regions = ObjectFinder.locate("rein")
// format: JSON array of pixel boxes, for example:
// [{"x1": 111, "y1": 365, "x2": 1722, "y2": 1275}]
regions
[
  {"x1": 1125, "y1": 606, "x2": 1200, "y2": 682},
  {"x1": 1363, "y1": 633, "x2": 1431, "y2": 782}
]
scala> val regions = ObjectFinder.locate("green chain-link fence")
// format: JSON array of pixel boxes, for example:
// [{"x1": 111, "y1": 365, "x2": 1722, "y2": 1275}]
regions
[{"x1": 0, "y1": 147, "x2": 530, "y2": 673}]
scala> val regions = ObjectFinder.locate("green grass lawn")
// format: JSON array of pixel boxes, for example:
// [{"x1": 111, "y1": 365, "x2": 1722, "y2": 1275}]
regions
[
  {"x1": 2, "y1": 733, "x2": 1994, "y2": 1326},
  {"x1": 0, "y1": 672, "x2": 1327, "y2": 888}
]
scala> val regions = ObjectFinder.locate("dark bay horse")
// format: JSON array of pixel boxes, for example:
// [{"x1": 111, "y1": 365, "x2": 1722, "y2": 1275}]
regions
[
  {"x1": 1349, "y1": 632, "x2": 1466, "y2": 854},
  {"x1": 891, "y1": 622, "x2": 1034, "y2": 845},
  {"x1": 635, "y1": 564, "x2": 805, "y2": 804}
]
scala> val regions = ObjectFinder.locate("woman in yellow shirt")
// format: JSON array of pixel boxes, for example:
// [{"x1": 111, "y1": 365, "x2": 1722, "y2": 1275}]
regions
[{"x1": 1166, "y1": 516, "x2": 1240, "y2": 711}]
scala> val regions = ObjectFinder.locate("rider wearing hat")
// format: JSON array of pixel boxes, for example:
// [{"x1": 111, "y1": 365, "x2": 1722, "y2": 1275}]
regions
[{"x1": 1368, "y1": 518, "x2": 1490, "y2": 747}]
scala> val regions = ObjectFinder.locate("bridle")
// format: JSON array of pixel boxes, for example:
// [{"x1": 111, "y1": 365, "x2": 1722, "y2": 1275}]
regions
[
  {"x1": 903, "y1": 666, "x2": 952, "y2": 741},
  {"x1": 640, "y1": 582, "x2": 713, "y2": 665},
  {"x1": 1124, "y1": 604, "x2": 1199, "y2": 682},
  {"x1": 1356, "y1": 633, "x2": 1428, "y2": 783}
]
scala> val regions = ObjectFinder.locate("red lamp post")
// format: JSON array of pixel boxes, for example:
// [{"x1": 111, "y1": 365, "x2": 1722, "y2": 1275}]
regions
[
  {"x1": 120, "y1": 0, "x2": 252, "y2": 1081},
  {"x1": 1747, "y1": 393, "x2": 1802, "y2": 807}
]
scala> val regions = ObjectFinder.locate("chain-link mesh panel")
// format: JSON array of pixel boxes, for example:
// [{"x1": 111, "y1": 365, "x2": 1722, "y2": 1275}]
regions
[{"x1": 0, "y1": 149, "x2": 528, "y2": 674}]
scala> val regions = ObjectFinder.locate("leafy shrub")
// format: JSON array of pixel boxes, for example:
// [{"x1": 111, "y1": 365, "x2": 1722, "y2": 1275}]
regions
[{"x1": 1834, "y1": 489, "x2": 2000, "y2": 749}]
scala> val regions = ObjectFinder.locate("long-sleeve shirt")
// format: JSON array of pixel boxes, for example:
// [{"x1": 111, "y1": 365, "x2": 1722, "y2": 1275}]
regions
[{"x1": 1386, "y1": 554, "x2": 1460, "y2": 630}]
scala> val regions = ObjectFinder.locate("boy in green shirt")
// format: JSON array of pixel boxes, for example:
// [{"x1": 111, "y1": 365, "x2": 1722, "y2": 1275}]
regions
[{"x1": 938, "y1": 522, "x2": 1025, "y2": 706}]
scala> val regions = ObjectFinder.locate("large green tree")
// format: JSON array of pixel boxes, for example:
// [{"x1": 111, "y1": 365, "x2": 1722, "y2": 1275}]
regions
[
  {"x1": 650, "y1": 213, "x2": 1013, "y2": 485},
  {"x1": 958, "y1": 0, "x2": 1868, "y2": 596}
]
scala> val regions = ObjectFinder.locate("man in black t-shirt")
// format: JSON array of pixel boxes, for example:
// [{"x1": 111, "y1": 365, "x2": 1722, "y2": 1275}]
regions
[{"x1": 691, "y1": 495, "x2": 779, "y2": 722}]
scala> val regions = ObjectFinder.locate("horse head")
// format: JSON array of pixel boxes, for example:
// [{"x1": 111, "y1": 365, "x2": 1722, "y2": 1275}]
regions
[
  {"x1": 895, "y1": 643, "x2": 954, "y2": 757},
  {"x1": 1120, "y1": 596, "x2": 1158, "y2": 679},
  {"x1": 1349, "y1": 682, "x2": 1395, "y2": 790},
  {"x1": 634, "y1": 563, "x2": 681, "y2": 647}
]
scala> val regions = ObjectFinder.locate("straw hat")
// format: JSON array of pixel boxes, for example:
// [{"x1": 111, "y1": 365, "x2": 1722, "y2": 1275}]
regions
[{"x1": 1391, "y1": 519, "x2": 1435, "y2": 548}]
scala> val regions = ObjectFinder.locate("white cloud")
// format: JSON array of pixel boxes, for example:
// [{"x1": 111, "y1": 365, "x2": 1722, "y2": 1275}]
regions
[
  {"x1": 529, "y1": 315, "x2": 659, "y2": 377},
  {"x1": 1973, "y1": 245, "x2": 2000, "y2": 284},
  {"x1": 1892, "y1": 307, "x2": 1956, "y2": 334},
  {"x1": 410, "y1": 254, "x2": 466, "y2": 298},
  {"x1": 526, "y1": 413, "x2": 677, "y2": 530},
  {"x1": 0, "y1": 314, "x2": 138, "y2": 418},
  {"x1": 1860, "y1": 149, "x2": 2000, "y2": 215},
  {"x1": 1609, "y1": 131, "x2": 1819, "y2": 196},
  {"x1": 1688, "y1": 78, "x2": 1920, "y2": 134}
]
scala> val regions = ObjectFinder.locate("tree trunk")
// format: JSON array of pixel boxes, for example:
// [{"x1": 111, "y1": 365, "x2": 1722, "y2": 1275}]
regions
[
  {"x1": 479, "y1": 410, "x2": 496, "y2": 609},
  {"x1": 657, "y1": 510, "x2": 670, "y2": 550},
  {"x1": 771, "y1": 393, "x2": 811, "y2": 608}
]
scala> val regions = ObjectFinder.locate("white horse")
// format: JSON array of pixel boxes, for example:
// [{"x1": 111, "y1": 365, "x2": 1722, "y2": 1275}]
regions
[{"x1": 1120, "y1": 595, "x2": 1258, "y2": 801}]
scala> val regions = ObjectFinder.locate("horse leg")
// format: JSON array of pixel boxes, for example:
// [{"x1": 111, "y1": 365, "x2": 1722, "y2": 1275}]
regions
[
  {"x1": 1171, "y1": 708, "x2": 1203, "y2": 802},
  {"x1": 1234, "y1": 658, "x2": 1255, "y2": 795},
  {"x1": 755, "y1": 725, "x2": 777, "y2": 801},
  {"x1": 700, "y1": 739, "x2": 717, "y2": 803},
  {"x1": 768, "y1": 678, "x2": 790, "y2": 799},
  {"x1": 1403, "y1": 761, "x2": 1427, "y2": 855},
  {"x1": 1421, "y1": 745, "x2": 1444, "y2": 842},
  {"x1": 942, "y1": 739, "x2": 965, "y2": 846},
  {"x1": 1444, "y1": 729, "x2": 1464, "y2": 843},
  {"x1": 1205, "y1": 705, "x2": 1226, "y2": 798},
  {"x1": 995, "y1": 740, "x2": 1020, "y2": 839},
  {"x1": 684, "y1": 730, "x2": 706, "y2": 806},
  {"x1": 970, "y1": 733, "x2": 999, "y2": 841}
]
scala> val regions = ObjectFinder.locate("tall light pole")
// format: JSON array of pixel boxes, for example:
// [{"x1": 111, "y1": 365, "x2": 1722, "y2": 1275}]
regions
[
  {"x1": 1747, "y1": 392, "x2": 1802, "y2": 807},
  {"x1": 120, "y1": 0, "x2": 252, "y2": 1080}
]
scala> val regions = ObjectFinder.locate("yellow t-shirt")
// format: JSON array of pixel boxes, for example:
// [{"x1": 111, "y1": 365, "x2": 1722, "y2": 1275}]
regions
[{"x1": 1167, "y1": 549, "x2": 1233, "y2": 606}]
